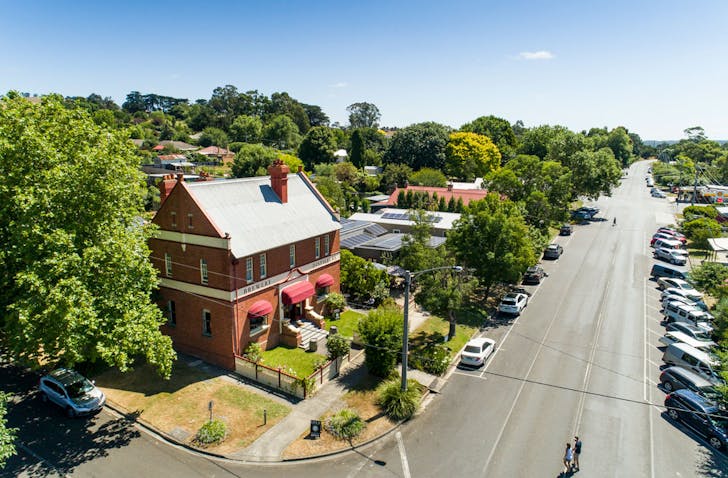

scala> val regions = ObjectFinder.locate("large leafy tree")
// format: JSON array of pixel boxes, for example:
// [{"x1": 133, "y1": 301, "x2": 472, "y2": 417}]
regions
[
  {"x1": 0, "y1": 94, "x2": 175, "y2": 377},
  {"x1": 383, "y1": 122, "x2": 450, "y2": 170},
  {"x1": 339, "y1": 250, "x2": 389, "y2": 301},
  {"x1": 460, "y1": 115, "x2": 517, "y2": 160},
  {"x1": 445, "y1": 132, "x2": 501, "y2": 180},
  {"x1": 0, "y1": 393, "x2": 16, "y2": 468},
  {"x1": 229, "y1": 115, "x2": 263, "y2": 143},
  {"x1": 231, "y1": 143, "x2": 278, "y2": 177},
  {"x1": 606, "y1": 126, "x2": 633, "y2": 167},
  {"x1": 198, "y1": 126, "x2": 229, "y2": 147},
  {"x1": 268, "y1": 92, "x2": 311, "y2": 134},
  {"x1": 346, "y1": 102, "x2": 381, "y2": 129},
  {"x1": 298, "y1": 126, "x2": 337, "y2": 169},
  {"x1": 263, "y1": 114, "x2": 301, "y2": 150},
  {"x1": 447, "y1": 193, "x2": 536, "y2": 298},
  {"x1": 357, "y1": 304, "x2": 402, "y2": 377},
  {"x1": 566, "y1": 148, "x2": 622, "y2": 199}
]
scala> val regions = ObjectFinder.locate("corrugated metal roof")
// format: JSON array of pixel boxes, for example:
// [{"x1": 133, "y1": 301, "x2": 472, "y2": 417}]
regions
[{"x1": 186, "y1": 174, "x2": 340, "y2": 259}]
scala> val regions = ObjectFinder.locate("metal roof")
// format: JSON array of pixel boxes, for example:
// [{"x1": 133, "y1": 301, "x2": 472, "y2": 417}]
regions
[
  {"x1": 348, "y1": 208, "x2": 461, "y2": 230},
  {"x1": 185, "y1": 174, "x2": 340, "y2": 259},
  {"x1": 354, "y1": 233, "x2": 446, "y2": 252}
]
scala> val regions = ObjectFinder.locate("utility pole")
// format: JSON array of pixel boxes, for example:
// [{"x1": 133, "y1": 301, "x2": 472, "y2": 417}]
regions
[{"x1": 691, "y1": 166, "x2": 699, "y2": 206}]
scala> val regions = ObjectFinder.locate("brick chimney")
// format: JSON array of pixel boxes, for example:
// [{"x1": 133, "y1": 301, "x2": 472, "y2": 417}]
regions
[
  {"x1": 268, "y1": 159, "x2": 290, "y2": 203},
  {"x1": 447, "y1": 183, "x2": 453, "y2": 191},
  {"x1": 158, "y1": 174, "x2": 181, "y2": 205}
]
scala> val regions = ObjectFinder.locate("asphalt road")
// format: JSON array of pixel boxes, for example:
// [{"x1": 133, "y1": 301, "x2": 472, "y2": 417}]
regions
[{"x1": 4, "y1": 160, "x2": 728, "y2": 477}]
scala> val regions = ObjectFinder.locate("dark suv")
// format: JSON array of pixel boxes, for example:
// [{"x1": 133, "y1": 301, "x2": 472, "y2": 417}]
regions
[
  {"x1": 522, "y1": 266, "x2": 546, "y2": 285},
  {"x1": 664, "y1": 389, "x2": 728, "y2": 451},
  {"x1": 659, "y1": 367, "x2": 721, "y2": 399}
]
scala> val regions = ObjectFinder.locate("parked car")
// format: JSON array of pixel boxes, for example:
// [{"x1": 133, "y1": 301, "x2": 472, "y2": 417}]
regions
[
  {"x1": 657, "y1": 278, "x2": 702, "y2": 299},
  {"x1": 654, "y1": 239, "x2": 685, "y2": 251},
  {"x1": 662, "y1": 343, "x2": 722, "y2": 385},
  {"x1": 651, "y1": 263, "x2": 689, "y2": 280},
  {"x1": 559, "y1": 224, "x2": 573, "y2": 236},
  {"x1": 651, "y1": 190, "x2": 667, "y2": 198},
  {"x1": 651, "y1": 233, "x2": 676, "y2": 246},
  {"x1": 523, "y1": 265, "x2": 547, "y2": 284},
  {"x1": 459, "y1": 337, "x2": 496, "y2": 367},
  {"x1": 664, "y1": 389, "x2": 728, "y2": 451},
  {"x1": 660, "y1": 366, "x2": 722, "y2": 399},
  {"x1": 661, "y1": 288, "x2": 708, "y2": 311},
  {"x1": 543, "y1": 243, "x2": 564, "y2": 260},
  {"x1": 657, "y1": 228, "x2": 687, "y2": 243},
  {"x1": 659, "y1": 330, "x2": 715, "y2": 351},
  {"x1": 654, "y1": 247, "x2": 688, "y2": 265},
  {"x1": 498, "y1": 292, "x2": 529, "y2": 315},
  {"x1": 39, "y1": 368, "x2": 106, "y2": 417},
  {"x1": 666, "y1": 322, "x2": 715, "y2": 343}
]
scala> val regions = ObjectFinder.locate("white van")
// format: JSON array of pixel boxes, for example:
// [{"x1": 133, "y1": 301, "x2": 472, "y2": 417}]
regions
[
  {"x1": 658, "y1": 331, "x2": 715, "y2": 351},
  {"x1": 662, "y1": 342, "x2": 722, "y2": 385},
  {"x1": 663, "y1": 301, "x2": 714, "y2": 333}
]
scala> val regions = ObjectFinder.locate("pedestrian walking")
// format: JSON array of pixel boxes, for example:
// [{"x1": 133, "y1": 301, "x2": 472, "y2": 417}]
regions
[
  {"x1": 562, "y1": 442, "x2": 573, "y2": 474},
  {"x1": 573, "y1": 436, "x2": 582, "y2": 470},
  {"x1": 612, "y1": 217, "x2": 617, "y2": 226}
]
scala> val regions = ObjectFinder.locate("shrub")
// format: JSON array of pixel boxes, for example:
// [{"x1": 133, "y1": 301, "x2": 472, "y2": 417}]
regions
[
  {"x1": 409, "y1": 343, "x2": 450, "y2": 376},
  {"x1": 326, "y1": 408, "x2": 366, "y2": 441},
  {"x1": 376, "y1": 379, "x2": 421, "y2": 421},
  {"x1": 683, "y1": 205, "x2": 718, "y2": 220},
  {"x1": 682, "y1": 217, "x2": 721, "y2": 249},
  {"x1": 688, "y1": 262, "x2": 728, "y2": 296},
  {"x1": 327, "y1": 334, "x2": 351, "y2": 361},
  {"x1": 195, "y1": 419, "x2": 226, "y2": 446},
  {"x1": 245, "y1": 342, "x2": 263, "y2": 363},
  {"x1": 357, "y1": 305, "x2": 403, "y2": 377},
  {"x1": 324, "y1": 293, "x2": 346, "y2": 316}
]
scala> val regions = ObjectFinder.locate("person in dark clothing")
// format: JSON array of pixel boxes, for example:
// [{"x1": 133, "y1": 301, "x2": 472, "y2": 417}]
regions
[{"x1": 573, "y1": 436, "x2": 582, "y2": 470}]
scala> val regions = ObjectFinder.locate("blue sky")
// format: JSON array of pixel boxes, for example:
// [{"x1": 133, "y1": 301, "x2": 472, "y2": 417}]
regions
[{"x1": 1, "y1": 0, "x2": 727, "y2": 140}]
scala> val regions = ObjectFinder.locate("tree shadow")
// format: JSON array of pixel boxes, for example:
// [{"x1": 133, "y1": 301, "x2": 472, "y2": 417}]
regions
[{"x1": 1, "y1": 362, "x2": 142, "y2": 477}]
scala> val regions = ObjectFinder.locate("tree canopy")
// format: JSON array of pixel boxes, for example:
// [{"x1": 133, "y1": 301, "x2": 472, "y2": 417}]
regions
[
  {"x1": 383, "y1": 122, "x2": 450, "y2": 171},
  {"x1": 460, "y1": 115, "x2": 517, "y2": 160},
  {"x1": 0, "y1": 94, "x2": 175, "y2": 377},
  {"x1": 445, "y1": 131, "x2": 501, "y2": 180},
  {"x1": 347, "y1": 102, "x2": 381, "y2": 129}
]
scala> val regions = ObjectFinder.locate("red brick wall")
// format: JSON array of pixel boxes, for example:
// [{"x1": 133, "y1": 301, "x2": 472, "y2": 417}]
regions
[{"x1": 155, "y1": 181, "x2": 222, "y2": 237}]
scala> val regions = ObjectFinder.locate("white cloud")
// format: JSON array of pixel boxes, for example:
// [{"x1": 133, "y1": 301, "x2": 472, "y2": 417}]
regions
[
  {"x1": 328, "y1": 81, "x2": 348, "y2": 88},
  {"x1": 518, "y1": 51, "x2": 554, "y2": 60}
]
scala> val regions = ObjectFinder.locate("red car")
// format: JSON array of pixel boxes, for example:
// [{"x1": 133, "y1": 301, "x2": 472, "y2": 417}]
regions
[{"x1": 656, "y1": 228, "x2": 687, "y2": 244}]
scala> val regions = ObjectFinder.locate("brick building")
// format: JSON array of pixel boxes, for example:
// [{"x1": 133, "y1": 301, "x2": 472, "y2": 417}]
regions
[{"x1": 149, "y1": 160, "x2": 341, "y2": 370}]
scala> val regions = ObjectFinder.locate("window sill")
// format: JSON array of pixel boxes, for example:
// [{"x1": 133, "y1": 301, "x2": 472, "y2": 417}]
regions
[{"x1": 249, "y1": 325, "x2": 269, "y2": 337}]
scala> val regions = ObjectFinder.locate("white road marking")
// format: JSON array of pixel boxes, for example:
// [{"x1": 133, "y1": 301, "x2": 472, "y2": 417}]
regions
[
  {"x1": 396, "y1": 431, "x2": 411, "y2": 478},
  {"x1": 647, "y1": 359, "x2": 663, "y2": 368},
  {"x1": 644, "y1": 277, "x2": 656, "y2": 478}
]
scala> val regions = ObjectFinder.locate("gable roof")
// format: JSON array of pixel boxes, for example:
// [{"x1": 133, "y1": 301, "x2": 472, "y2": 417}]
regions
[
  {"x1": 377, "y1": 185, "x2": 488, "y2": 207},
  {"x1": 159, "y1": 140, "x2": 199, "y2": 151},
  {"x1": 184, "y1": 174, "x2": 340, "y2": 258},
  {"x1": 198, "y1": 146, "x2": 232, "y2": 156}
]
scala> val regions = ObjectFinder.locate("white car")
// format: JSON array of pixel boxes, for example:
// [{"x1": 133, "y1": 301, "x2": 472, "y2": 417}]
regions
[
  {"x1": 651, "y1": 190, "x2": 666, "y2": 198},
  {"x1": 657, "y1": 278, "x2": 702, "y2": 299},
  {"x1": 39, "y1": 368, "x2": 106, "y2": 417},
  {"x1": 654, "y1": 247, "x2": 688, "y2": 265},
  {"x1": 498, "y1": 292, "x2": 528, "y2": 315},
  {"x1": 661, "y1": 288, "x2": 708, "y2": 310},
  {"x1": 659, "y1": 331, "x2": 715, "y2": 351},
  {"x1": 460, "y1": 337, "x2": 496, "y2": 367}
]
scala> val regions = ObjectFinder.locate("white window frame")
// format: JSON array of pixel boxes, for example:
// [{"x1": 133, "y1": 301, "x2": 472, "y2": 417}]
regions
[
  {"x1": 289, "y1": 244, "x2": 295, "y2": 269},
  {"x1": 245, "y1": 257, "x2": 253, "y2": 283},
  {"x1": 165, "y1": 253, "x2": 172, "y2": 277},
  {"x1": 315, "y1": 237, "x2": 320, "y2": 259},
  {"x1": 249, "y1": 314, "x2": 268, "y2": 335},
  {"x1": 324, "y1": 234, "x2": 330, "y2": 256},
  {"x1": 202, "y1": 309, "x2": 212, "y2": 336},
  {"x1": 200, "y1": 259, "x2": 208, "y2": 285},
  {"x1": 260, "y1": 253, "x2": 267, "y2": 279}
]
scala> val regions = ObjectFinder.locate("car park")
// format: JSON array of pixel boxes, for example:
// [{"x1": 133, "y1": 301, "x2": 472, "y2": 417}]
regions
[
  {"x1": 657, "y1": 278, "x2": 702, "y2": 299},
  {"x1": 651, "y1": 264, "x2": 689, "y2": 280},
  {"x1": 660, "y1": 366, "x2": 722, "y2": 399},
  {"x1": 659, "y1": 330, "x2": 715, "y2": 351},
  {"x1": 460, "y1": 337, "x2": 496, "y2": 367},
  {"x1": 666, "y1": 322, "x2": 715, "y2": 343},
  {"x1": 662, "y1": 343, "x2": 722, "y2": 385},
  {"x1": 543, "y1": 243, "x2": 563, "y2": 260},
  {"x1": 654, "y1": 247, "x2": 688, "y2": 265},
  {"x1": 559, "y1": 224, "x2": 573, "y2": 236},
  {"x1": 664, "y1": 389, "x2": 728, "y2": 451},
  {"x1": 522, "y1": 265, "x2": 547, "y2": 284},
  {"x1": 498, "y1": 292, "x2": 529, "y2": 315},
  {"x1": 39, "y1": 368, "x2": 106, "y2": 417},
  {"x1": 661, "y1": 288, "x2": 708, "y2": 310}
]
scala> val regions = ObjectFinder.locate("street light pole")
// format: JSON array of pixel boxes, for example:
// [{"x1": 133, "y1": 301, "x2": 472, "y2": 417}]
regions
[{"x1": 401, "y1": 265, "x2": 463, "y2": 392}]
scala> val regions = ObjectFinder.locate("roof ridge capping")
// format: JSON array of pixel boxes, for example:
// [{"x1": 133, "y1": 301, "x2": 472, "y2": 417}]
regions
[{"x1": 296, "y1": 167, "x2": 340, "y2": 221}]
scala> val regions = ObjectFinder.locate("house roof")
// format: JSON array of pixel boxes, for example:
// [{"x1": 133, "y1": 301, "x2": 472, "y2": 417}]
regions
[
  {"x1": 159, "y1": 140, "x2": 199, "y2": 151},
  {"x1": 157, "y1": 154, "x2": 187, "y2": 161},
  {"x1": 355, "y1": 233, "x2": 446, "y2": 252},
  {"x1": 377, "y1": 185, "x2": 488, "y2": 207},
  {"x1": 185, "y1": 174, "x2": 340, "y2": 258},
  {"x1": 198, "y1": 146, "x2": 232, "y2": 156},
  {"x1": 348, "y1": 208, "x2": 461, "y2": 230}
]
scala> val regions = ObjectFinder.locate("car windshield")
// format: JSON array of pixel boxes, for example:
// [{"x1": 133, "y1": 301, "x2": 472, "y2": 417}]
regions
[
  {"x1": 693, "y1": 331, "x2": 712, "y2": 341},
  {"x1": 501, "y1": 299, "x2": 516, "y2": 305},
  {"x1": 464, "y1": 345, "x2": 482, "y2": 354},
  {"x1": 65, "y1": 378, "x2": 94, "y2": 398}
]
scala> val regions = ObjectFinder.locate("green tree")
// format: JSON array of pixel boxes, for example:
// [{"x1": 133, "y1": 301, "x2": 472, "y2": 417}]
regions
[
  {"x1": 606, "y1": 127, "x2": 633, "y2": 167},
  {"x1": 314, "y1": 176, "x2": 346, "y2": 212},
  {"x1": 339, "y1": 250, "x2": 389, "y2": 301},
  {"x1": 409, "y1": 167, "x2": 448, "y2": 187},
  {"x1": 445, "y1": 132, "x2": 501, "y2": 180},
  {"x1": 263, "y1": 114, "x2": 301, "y2": 150},
  {"x1": 0, "y1": 94, "x2": 175, "y2": 377},
  {"x1": 460, "y1": 115, "x2": 517, "y2": 160},
  {"x1": 198, "y1": 127, "x2": 229, "y2": 147},
  {"x1": 229, "y1": 115, "x2": 263, "y2": 143},
  {"x1": 447, "y1": 193, "x2": 536, "y2": 298},
  {"x1": 268, "y1": 92, "x2": 311, "y2": 134},
  {"x1": 327, "y1": 334, "x2": 351, "y2": 361},
  {"x1": 683, "y1": 205, "x2": 718, "y2": 220},
  {"x1": 230, "y1": 143, "x2": 278, "y2": 177},
  {"x1": 347, "y1": 102, "x2": 381, "y2": 129},
  {"x1": 383, "y1": 122, "x2": 450, "y2": 170},
  {"x1": 688, "y1": 262, "x2": 728, "y2": 297},
  {"x1": 122, "y1": 91, "x2": 146, "y2": 113},
  {"x1": 682, "y1": 217, "x2": 721, "y2": 249},
  {"x1": 298, "y1": 126, "x2": 337, "y2": 169},
  {"x1": 566, "y1": 148, "x2": 622, "y2": 199},
  {"x1": 0, "y1": 393, "x2": 16, "y2": 468},
  {"x1": 380, "y1": 163, "x2": 413, "y2": 192},
  {"x1": 302, "y1": 103, "x2": 330, "y2": 127},
  {"x1": 357, "y1": 304, "x2": 403, "y2": 377}
]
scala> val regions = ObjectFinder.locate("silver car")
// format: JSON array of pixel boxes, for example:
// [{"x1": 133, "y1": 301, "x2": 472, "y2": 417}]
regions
[{"x1": 39, "y1": 368, "x2": 106, "y2": 417}]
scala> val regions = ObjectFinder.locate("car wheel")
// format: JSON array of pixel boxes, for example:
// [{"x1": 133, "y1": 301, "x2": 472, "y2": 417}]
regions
[
  {"x1": 66, "y1": 407, "x2": 75, "y2": 418},
  {"x1": 709, "y1": 436, "x2": 723, "y2": 450},
  {"x1": 663, "y1": 381, "x2": 673, "y2": 392},
  {"x1": 668, "y1": 409, "x2": 679, "y2": 421}
]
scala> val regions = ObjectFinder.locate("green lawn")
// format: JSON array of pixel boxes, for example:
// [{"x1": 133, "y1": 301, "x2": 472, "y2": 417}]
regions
[
  {"x1": 261, "y1": 346, "x2": 326, "y2": 378},
  {"x1": 409, "y1": 315, "x2": 478, "y2": 365},
  {"x1": 325, "y1": 309, "x2": 364, "y2": 339}
]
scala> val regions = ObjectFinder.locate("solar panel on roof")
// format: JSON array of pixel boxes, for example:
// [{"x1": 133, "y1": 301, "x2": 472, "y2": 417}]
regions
[
  {"x1": 341, "y1": 233, "x2": 376, "y2": 250},
  {"x1": 364, "y1": 223, "x2": 388, "y2": 236}
]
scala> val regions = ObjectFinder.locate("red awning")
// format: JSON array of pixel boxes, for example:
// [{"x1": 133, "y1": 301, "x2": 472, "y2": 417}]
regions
[
  {"x1": 248, "y1": 300, "x2": 273, "y2": 317},
  {"x1": 281, "y1": 281, "x2": 315, "y2": 305},
  {"x1": 315, "y1": 273, "x2": 334, "y2": 288}
]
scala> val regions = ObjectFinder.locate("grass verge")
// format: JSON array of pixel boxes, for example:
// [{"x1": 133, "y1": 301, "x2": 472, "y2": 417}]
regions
[
  {"x1": 260, "y1": 346, "x2": 326, "y2": 378},
  {"x1": 325, "y1": 309, "x2": 364, "y2": 339}
]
